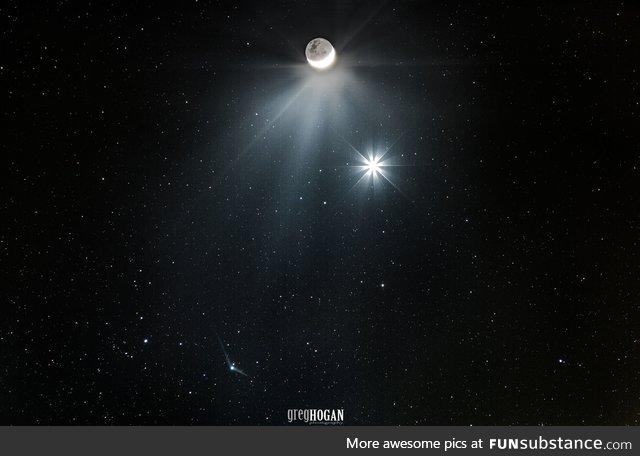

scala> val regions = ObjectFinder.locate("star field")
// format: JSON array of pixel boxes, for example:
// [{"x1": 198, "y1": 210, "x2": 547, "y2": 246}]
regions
[{"x1": 1, "y1": 1, "x2": 640, "y2": 425}]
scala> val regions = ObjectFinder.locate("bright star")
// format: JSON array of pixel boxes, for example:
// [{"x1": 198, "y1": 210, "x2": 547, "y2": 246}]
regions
[
  {"x1": 366, "y1": 157, "x2": 381, "y2": 175},
  {"x1": 339, "y1": 135, "x2": 411, "y2": 200},
  {"x1": 336, "y1": 130, "x2": 414, "y2": 200}
]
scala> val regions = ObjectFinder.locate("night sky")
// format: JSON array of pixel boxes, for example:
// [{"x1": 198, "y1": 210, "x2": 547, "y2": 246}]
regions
[{"x1": 2, "y1": 1, "x2": 640, "y2": 425}]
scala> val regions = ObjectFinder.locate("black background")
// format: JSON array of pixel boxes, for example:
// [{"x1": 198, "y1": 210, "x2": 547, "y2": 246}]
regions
[{"x1": 2, "y1": 1, "x2": 639, "y2": 424}]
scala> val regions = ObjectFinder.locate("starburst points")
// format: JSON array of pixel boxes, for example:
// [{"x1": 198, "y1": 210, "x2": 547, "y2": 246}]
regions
[
  {"x1": 366, "y1": 157, "x2": 381, "y2": 175},
  {"x1": 339, "y1": 133, "x2": 411, "y2": 199}
]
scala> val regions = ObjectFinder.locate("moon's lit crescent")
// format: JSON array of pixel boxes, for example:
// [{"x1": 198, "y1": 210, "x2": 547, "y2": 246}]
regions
[{"x1": 307, "y1": 46, "x2": 336, "y2": 69}]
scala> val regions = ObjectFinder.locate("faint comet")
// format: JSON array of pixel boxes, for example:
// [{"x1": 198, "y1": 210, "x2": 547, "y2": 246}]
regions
[{"x1": 218, "y1": 336, "x2": 248, "y2": 377}]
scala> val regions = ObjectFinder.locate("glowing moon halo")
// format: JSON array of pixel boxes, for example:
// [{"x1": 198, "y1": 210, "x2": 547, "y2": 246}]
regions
[{"x1": 305, "y1": 38, "x2": 336, "y2": 70}]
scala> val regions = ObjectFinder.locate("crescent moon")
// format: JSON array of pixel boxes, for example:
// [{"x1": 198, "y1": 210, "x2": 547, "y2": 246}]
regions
[{"x1": 307, "y1": 47, "x2": 336, "y2": 70}]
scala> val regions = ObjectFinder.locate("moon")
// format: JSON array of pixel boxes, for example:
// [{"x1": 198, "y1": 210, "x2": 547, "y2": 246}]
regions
[{"x1": 305, "y1": 38, "x2": 336, "y2": 70}]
